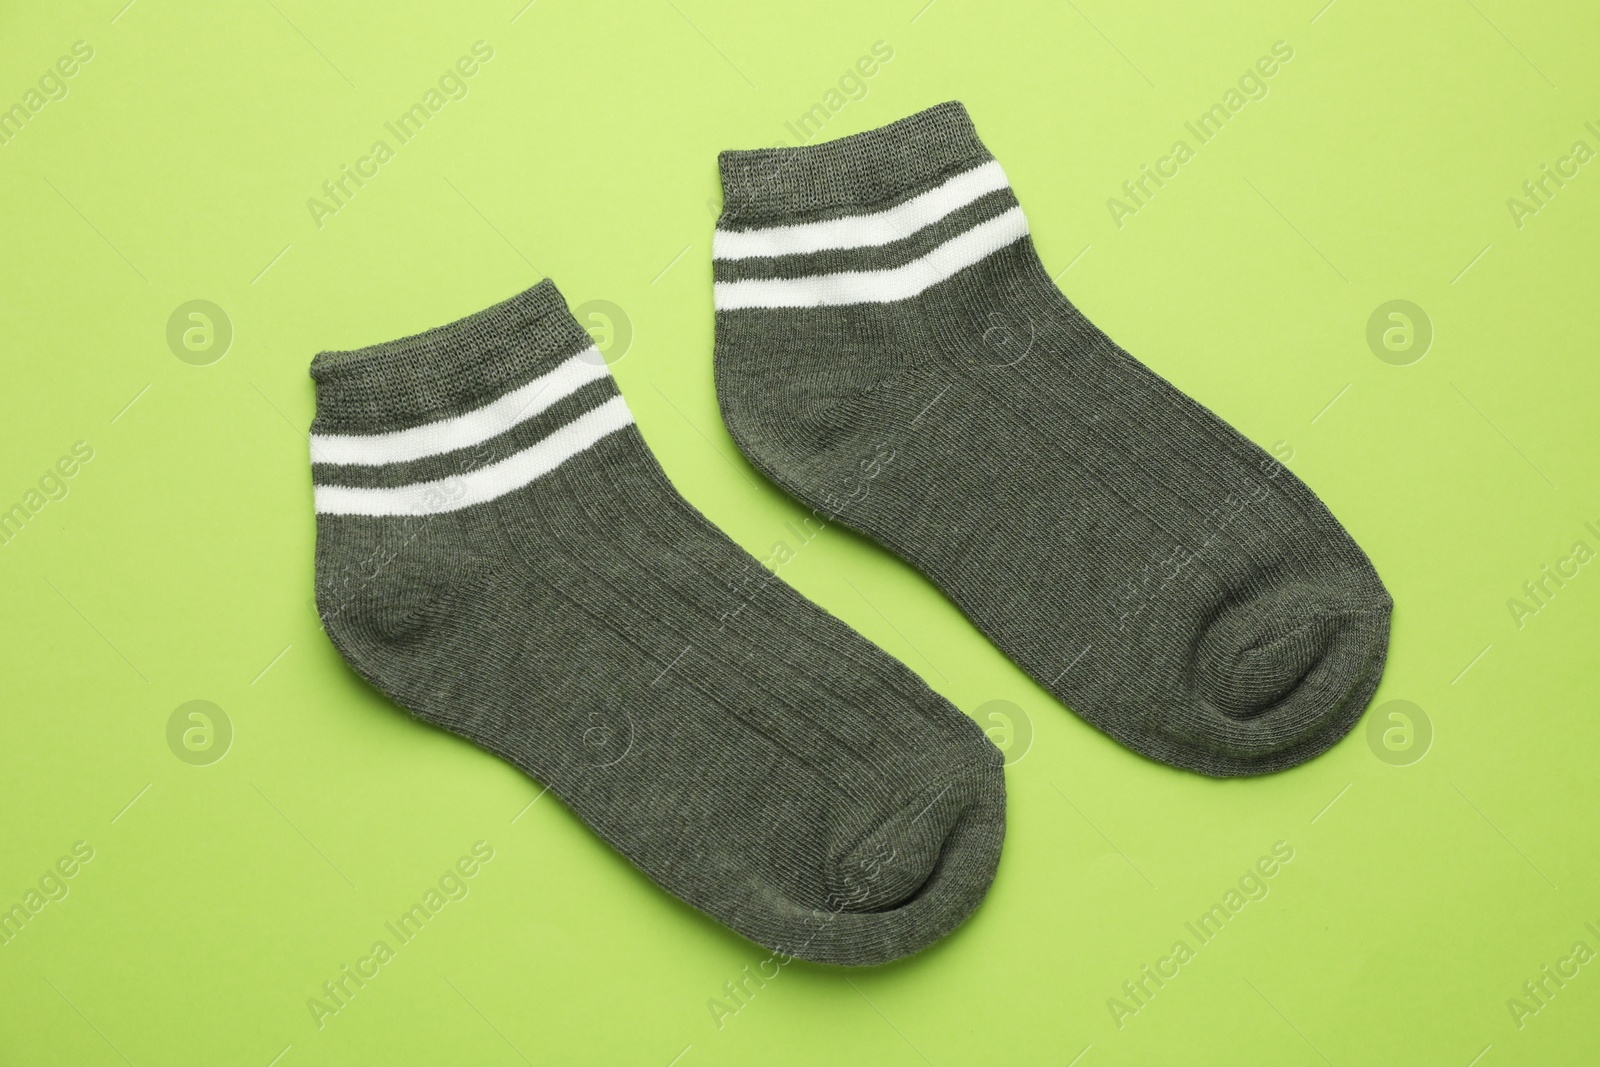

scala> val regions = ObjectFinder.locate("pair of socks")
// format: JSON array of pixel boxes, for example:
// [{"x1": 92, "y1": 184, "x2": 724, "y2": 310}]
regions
[{"x1": 308, "y1": 102, "x2": 1390, "y2": 966}]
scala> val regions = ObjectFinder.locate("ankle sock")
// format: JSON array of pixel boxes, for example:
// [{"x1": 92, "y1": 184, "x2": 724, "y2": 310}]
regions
[
  {"x1": 308, "y1": 280, "x2": 1005, "y2": 965},
  {"x1": 711, "y1": 102, "x2": 1392, "y2": 776}
]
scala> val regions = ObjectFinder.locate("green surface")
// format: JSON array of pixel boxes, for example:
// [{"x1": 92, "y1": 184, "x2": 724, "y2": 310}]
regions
[{"x1": 2, "y1": 0, "x2": 1597, "y2": 1063}]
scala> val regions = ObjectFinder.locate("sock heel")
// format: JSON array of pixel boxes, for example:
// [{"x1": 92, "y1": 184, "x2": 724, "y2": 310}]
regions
[{"x1": 714, "y1": 308, "x2": 916, "y2": 499}]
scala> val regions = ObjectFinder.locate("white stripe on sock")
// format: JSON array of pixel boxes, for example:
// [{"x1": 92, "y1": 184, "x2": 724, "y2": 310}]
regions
[
  {"x1": 713, "y1": 206, "x2": 1029, "y2": 310},
  {"x1": 314, "y1": 395, "x2": 634, "y2": 516},
  {"x1": 713, "y1": 161, "x2": 1010, "y2": 260},
  {"x1": 310, "y1": 348, "x2": 609, "y2": 466}
]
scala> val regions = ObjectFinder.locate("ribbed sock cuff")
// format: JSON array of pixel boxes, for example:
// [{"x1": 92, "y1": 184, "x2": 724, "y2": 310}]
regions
[
  {"x1": 309, "y1": 280, "x2": 592, "y2": 435},
  {"x1": 716, "y1": 101, "x2": 993, "y2": 225}
]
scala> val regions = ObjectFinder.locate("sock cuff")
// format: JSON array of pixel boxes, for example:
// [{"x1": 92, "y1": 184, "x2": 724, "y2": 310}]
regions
[
  {"x1": 717, "y1": 101, "x2": 992, "y2": 225},
  {"x1": 309, "y1": 279, "x2": 594, "y2": 435}
]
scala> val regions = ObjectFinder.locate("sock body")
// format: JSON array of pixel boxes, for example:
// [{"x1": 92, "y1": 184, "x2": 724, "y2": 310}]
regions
[
  {"x1": 712, "y1": 103, "x2": 1392, "y2": 776},
  {"x1": 309, "y1": 281, "x2": 1005, "y2": 964}
]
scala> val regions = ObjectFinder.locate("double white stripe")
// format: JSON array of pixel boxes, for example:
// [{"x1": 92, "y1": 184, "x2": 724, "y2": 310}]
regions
[
  {"x1": 712, "y1": 160, "x2": 1028, "y2": 310},
  {"x1": 313, "y1": 350, "x2": 634, "y2": 517},
  {"x1": 315, "y1": 397, "x2": 633, "y2": 517},
  {"x1": 311, "y1": 349, "x2": 610, "y2": 466},
  {"x1": 713, "y1": 160, "x2": 1011, "y2": 260},
  {"x1": 714, "y1": 207, "x2": 1028, "y2": 311}
]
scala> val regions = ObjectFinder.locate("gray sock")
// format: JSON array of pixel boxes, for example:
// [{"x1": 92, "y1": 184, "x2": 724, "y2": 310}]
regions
[
  {"x1": 712, "y1": 102, "x2": 1392, "y2": 776},
  {"x1": 308, "y1": 280, "x2": 1005, "y2": 965}
]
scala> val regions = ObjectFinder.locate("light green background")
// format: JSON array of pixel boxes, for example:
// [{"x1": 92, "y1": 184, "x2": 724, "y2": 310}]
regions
[{"x1": 3, "y1": 0, "x2": 1597, "y2": 1063}]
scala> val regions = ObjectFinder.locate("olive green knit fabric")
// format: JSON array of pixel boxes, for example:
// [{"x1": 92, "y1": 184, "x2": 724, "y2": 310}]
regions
[
  {"x1": 712, "y1": 103, "x2": 1392, "y2": 776},
  {"x1": 309, "y1": 280, "x2": 1005, "y2": 965}
]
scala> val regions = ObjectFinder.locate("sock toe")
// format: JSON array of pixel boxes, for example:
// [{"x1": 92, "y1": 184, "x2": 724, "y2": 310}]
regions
[
  {"x1": 1197, "y1": 587, "x2": 1341, "y2": 719},
  {"x1": 831, "y1": 770, "x2": 985, "y2": 912},
  {"x1": 1188, "y1": 583, "x2": 1391, "y2": 771},
  {"x1": 779, "y1": 761, "x2": 1005, "y2": 965}
]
